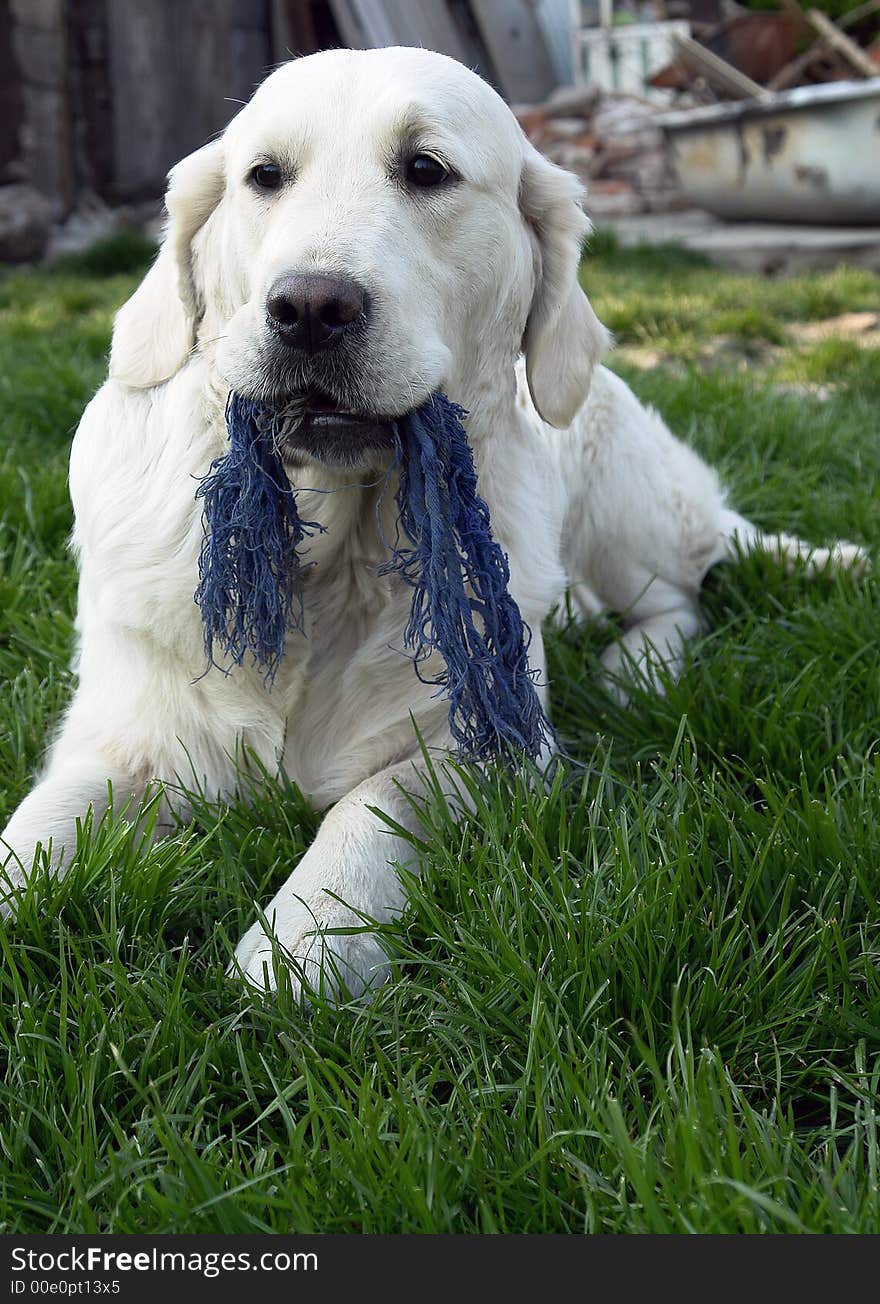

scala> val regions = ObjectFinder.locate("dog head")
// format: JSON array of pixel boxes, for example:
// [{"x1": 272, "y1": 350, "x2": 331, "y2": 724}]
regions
[{"x1": 110, "y1": 47, "x2": 609, "y2": 462}]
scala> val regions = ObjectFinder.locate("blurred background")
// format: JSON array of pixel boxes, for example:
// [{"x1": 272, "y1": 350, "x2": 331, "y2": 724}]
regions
[{"x1": 1, "y1": 0, "x2": 879, "y2": 272}]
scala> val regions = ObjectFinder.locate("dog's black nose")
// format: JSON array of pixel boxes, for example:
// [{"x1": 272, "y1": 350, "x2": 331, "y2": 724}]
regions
[{"x1": 266, "y1": 273, "x2": 367, "y2": 352}]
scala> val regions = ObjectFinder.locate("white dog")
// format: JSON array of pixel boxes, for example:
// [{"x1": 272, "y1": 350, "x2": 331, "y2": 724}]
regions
[{"x1": 0, "y1": 47, "x2": 863, "y2": 997}]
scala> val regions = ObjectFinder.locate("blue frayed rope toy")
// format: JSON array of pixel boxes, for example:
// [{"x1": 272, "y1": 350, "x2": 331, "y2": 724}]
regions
[
  {"x1": 195, "y1": 391, "x2": 553, "y2": 762},
  {"x1": 194, "y1": 394, "x2": 324, "y2": 682}
]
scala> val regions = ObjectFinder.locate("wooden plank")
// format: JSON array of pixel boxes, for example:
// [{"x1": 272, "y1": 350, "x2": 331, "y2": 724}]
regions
[
  {"x1": 329, "y1": 0, "x2": 488, "y2": 69},
  {"x1": 0, "y1": 0, "x2": 25, "y2": 184},
  {"x1": 469, "y1": 0, "x2": 557, "y2": 101},
  {"x1": 671, "y1": 33, "x2": 768, "y2": 99},
  {"x1": 230, "y1": 25, "x2": 271, "y2": 102},
  {"x1": 334, "y1": 0, "x2": 396, "y2": 46},
  {"x1": 186, "y1": 1, "x2": 240, "y2": 147},
  {"x1": 326, "y1": 0, "x2": 370, "y2": 47},
  {"x1": 108, "y1": 0, "x2": 187, "y2": 196},
  {"x1": 806, "y1": 7, "x2": 877, "y2": 74},
  {"x1": 107, "y1": 0, "x2": 270, "y2": 200},
  {"x1": 766, "y1": 0, "x2": 879, "y2": 89},
  {"x1": 9, "y1": 0, "x2": 72, "y2": 207},
  {"x1": 270, "y1": 0, "x2": 321, "y2": 62},
  {"x1": 839, "y1": 0, "x2": 880, "y2": 29},
  {"x1": 21, "y1": 84, "x2": 72, "y2": 207},
  {"x1": 66, "y1": 0, "x2": 115, "y2": 198},
  {"x1": 11, "y1": 22, "x2": 64, "y2": 90},
  {"x1": 9, "y1": 0, "x2": 63, "y2": 30}
]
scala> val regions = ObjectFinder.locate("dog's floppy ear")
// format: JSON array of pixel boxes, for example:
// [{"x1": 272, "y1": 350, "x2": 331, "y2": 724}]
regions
[
  {"x1": 520, "y1": 148, "x2": 610, "y2": 428},
  {"x1": 110, "y1": 140, "x2": 225, "y2": 388}
]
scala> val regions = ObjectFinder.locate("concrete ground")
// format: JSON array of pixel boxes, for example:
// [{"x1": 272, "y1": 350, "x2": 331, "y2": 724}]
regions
[{"x1": 601, "y1": 209, "x2": 880, "y2": 274}]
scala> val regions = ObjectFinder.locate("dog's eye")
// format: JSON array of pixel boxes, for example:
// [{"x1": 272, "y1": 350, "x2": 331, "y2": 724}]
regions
[
  {"x1": 250, "y1": 162, "x2": 284, "y2": 191},
  {"x1": 404, "y1": 154, "x2": 449, "y2": 188}
]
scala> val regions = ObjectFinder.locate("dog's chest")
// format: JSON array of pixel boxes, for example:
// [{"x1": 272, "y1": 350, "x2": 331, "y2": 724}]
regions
[{"x1": 276, "y1": 551, "x2": 446, "y2": 805}]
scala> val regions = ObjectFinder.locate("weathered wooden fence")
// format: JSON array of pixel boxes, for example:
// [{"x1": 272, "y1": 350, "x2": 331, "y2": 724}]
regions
[
  {"x1": 6, "y1": 0, "x2": 283, "y2": 210},
  {"x1": 3, "y1": 0, "x2": 567, "y2": 214}
]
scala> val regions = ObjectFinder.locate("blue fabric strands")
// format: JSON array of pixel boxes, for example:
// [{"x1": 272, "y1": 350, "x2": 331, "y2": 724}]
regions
[
  {"x1": 386, "y1": 395, "x2": 552, "y2": 762},
  {"x1": 194, "y1": 392, "x2": 323, "y2": 681},
  {"x1": 194, "y1": 391, "x2": 553, "y2": 762}
]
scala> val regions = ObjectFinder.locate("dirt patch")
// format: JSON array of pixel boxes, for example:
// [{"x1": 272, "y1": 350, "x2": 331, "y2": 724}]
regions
[
  {"x1": 614, "y1": 335, "x2": 782, "y2": 372},
  {"x1": 787, "y1": 311, "x2": 880, "y2": 346}
]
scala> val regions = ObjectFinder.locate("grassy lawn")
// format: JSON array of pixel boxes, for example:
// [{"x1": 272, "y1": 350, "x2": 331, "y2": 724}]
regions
[{"x1": 0, "y1": 233, "x2": 878, "y2": 1233}]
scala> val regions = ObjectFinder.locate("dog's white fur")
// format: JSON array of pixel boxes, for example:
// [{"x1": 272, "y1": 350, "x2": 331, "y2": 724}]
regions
[{"x1": 0, "y1": 48, "x2": 864, "y2": 996}]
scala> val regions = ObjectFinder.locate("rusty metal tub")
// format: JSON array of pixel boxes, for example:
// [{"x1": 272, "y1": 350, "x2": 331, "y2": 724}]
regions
[{"x1": 655, "y1": 80, "x2": 880, "y2": 224}]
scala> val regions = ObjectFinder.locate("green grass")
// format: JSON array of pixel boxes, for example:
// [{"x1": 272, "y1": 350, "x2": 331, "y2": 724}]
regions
[{"x1": 1, "y1": 233, "x2": 879, "y2": 1233}]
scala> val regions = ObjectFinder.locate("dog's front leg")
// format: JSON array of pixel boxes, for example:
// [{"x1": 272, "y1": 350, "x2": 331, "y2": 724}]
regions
[
  {"x1": 0, "y1": 750, "x2": 141, "y2": 913},
  {"x1": 232, "y1": 760, "x2": 433, "y2": 1000}
]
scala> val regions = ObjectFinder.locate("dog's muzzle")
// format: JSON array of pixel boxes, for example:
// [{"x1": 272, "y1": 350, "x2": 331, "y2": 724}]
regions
[
  {"x1": 258, "y1": 272, "x2": 395, "y2": 462},
  {"x1": 267, "y1": 389, "x2": 394, "y2": 466}
]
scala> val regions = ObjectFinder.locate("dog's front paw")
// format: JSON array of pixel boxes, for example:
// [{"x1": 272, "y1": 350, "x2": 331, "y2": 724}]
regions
[{"x1": 231, "y1": 897, "x2": 391, "y2": 1001}]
